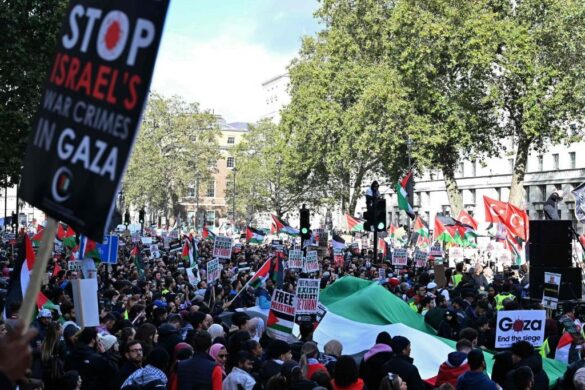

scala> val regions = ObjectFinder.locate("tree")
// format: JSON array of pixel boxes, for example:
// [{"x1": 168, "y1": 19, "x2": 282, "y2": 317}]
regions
[
  {"x1": 229, "y1": 119, "x2": 316, "y2": 223},
  {"x1": 0, "y1": 0, "x2": 68, "y2": 186},
  {"x1": 123, "y1": 93, "x2": 220, "y2": 222},
  {"x1": 487, "y1": 0, "x2": 585, "y2": 205},
  {"x1": 281, "y1": 5, "x2": 413, "y2": 215}
]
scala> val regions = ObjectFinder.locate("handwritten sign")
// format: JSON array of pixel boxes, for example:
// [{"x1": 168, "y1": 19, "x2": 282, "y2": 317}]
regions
[
  {"x1": 303, "y1": 250, "x2": 319, "y2": 273},
  {"x1": 212, "y1": 236, "x2": 233, "y2": 259},
  {"x1": 393, "y1": 248, "x2": 408, "y2": 266},
  {"x1": 295, "y1": 278, "x2": 320, "y2": 315}
]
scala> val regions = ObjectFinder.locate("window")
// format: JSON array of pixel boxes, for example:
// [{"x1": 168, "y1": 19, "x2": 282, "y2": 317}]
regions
[
  {"x1": 206, "y1": 210, "x2": 216, "y2": 225},
  {"x1": 471, "y1": 160, "x2": 477, "y2": 177},
  {"x1": 570, "y1": 152, "x2": 576, "y2": 169},
  {"x1": 470, "y1": 189, "x2": 476, "y2": 205},
  {"x1": 538, "y1": 185, "x2": 546, "y2": 201},
  {"x1": 227, "y1": 137, "x2": 235, "y2": 144},
  {"x1": 188, "y1": 186, "x2": 195, "y2": 197},
  {"x1": 508, "y1": 159, "x2": 514, "y2": 173},
  {"x1": 553, "y1": 154, "x2": 559, "y2": 170},
  {"x1": 414, "y1": 192, "x2": 421, "y2": 206},
  {"x1": 206, "y1": 180, "x2": 215, "y2": 197},
  {"x1": 226, "y1": 156, "x2": 235, "y2": 168},
  {"x1": 458, "y1": 162, "x2": 465, "y2": 177},
  {"x1": 496, "y1": 187, "x2": 502, "y2": 201},
  {"x1": 538, "y1": 155, "x2": 544, "y2": 171},
  {"x1": 524, "y1": 186, "x2": 530, "y2": 203}
]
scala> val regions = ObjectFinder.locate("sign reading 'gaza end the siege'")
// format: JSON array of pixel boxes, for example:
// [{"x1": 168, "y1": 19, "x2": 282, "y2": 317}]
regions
[{"x1": 19, "y1": 0, "x2": 170, "y2": 242}]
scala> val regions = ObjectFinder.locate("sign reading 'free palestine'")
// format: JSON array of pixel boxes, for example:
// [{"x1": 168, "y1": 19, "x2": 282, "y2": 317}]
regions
[{"x1": 19, "y1": 0, "x2": 170, "y2": 241}]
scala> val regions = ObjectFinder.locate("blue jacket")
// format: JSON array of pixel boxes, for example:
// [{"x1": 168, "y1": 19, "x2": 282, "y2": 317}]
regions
[{"x1": 456, "y1": 371, "x2": 498, "y2": 390}]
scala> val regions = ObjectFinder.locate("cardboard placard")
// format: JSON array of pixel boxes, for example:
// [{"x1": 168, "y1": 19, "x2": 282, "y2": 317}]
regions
[
  {"x1": 414, "y1": 250, "x2": 428, "y2": 268},
  {"x1": 288, "y1": 249, "x2": 304, "y2": 269},
  {"x1": 72, "y1": 278, "x2": 99, "y2": 327},
  {"x1": 266, "y1": 289, "x2": 296, "y2": 341},
  {"x1": 303, "y1": 250, "x2": 319, "y2": 273},
  {"x1": 295, "y1": 278, "x2": 320, "y2": 315},
  {"x1": 212, "y1": 236, "x2": 233, "y2": 259},
  {"x1": 495, "y1": 310, "x2": 545, "y2": 348},
  {"x1": 542, "y1": 272, "x2": 561, "y2": 309},
  {"x1": 18, "y1": 0, "x2": 170, "y2": 242},
  {"x1": 206, "y1": 258, "x2": 220, "y2": 284},
  {"x1": 392, "y1": 248, "x2": 408, "y2": 266}
]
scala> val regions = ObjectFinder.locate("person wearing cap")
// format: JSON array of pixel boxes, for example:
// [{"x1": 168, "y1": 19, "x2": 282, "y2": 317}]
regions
[
  {"x1": 381, "y1": 336, "x2": 425, "y2": 390},
  {"x1": 260, "y1": 339, "x2": 292, "y2": 387},
  {"x1": 31, "y1": 308, "x2": 53, "y2": 348}
]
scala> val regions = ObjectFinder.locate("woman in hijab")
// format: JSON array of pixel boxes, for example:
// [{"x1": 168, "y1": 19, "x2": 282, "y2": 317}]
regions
[
  {"x1": 168, "y1": 342, "x2": 193, "y2": 390},
  {"x1": 209, "y1": 343, "x2": 228, "y2": 379}
]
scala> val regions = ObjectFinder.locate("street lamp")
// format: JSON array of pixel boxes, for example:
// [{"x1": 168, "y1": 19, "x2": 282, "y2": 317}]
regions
[
  {"x1": 232, "y1": 167, "x2": 237, "y2": 230},
  {"x1": 276, "y1": 158, "x2": 282, "y2": 217},
  {"x1": 195, "y1": 172, "x2": 200, "y2": 229}
]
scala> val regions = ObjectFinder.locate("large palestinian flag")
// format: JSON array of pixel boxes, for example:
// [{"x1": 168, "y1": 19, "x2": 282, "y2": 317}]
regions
[{"x1": 316, "y1": 277, "x2": 566, "y2": 384}]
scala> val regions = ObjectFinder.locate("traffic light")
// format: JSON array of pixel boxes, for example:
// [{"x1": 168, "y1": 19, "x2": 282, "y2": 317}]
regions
[
  {"x1": 300, "y1": 205, "x2": 311, "y2": 244},
  {"x1": 364, "y1": 199, "x2": 386, "y2": 232},
  {"x1": 139, "y1": 208, "x2": 145, "y2": 224},
  {"x1": 124, "y1": 210, "x2": 130, "y2": 225}
]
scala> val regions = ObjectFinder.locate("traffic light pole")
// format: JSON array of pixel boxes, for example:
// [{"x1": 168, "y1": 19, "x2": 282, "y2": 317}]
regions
[{"x1": 373, "y1": 229, "x2": 378, "y2": 265}]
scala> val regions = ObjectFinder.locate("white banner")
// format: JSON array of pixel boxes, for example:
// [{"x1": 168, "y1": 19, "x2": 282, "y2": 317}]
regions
[
  {"x1": 212, "y1": 236, "x2": 233, "y2": 259},
  {"x1": 495, "y1": 310, "x2": 546, "y2": 348},
  {"x1": 448, "y1": 247, "x2": 464, "y2": 264},
  {"x1": 392, "y1": 248, "x2": 408, "y2": 266},
  {"x1": 304, "y1": 250, "x2": 319, "y2": 273}
]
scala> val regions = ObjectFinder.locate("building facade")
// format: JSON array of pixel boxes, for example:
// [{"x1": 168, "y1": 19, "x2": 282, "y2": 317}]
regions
[
  {"x1": 179, "y1": 118, "x2": 248, "y2": 230},
  {"x1": 260, "y1": 74, "x2": 291, "y2": 123}
]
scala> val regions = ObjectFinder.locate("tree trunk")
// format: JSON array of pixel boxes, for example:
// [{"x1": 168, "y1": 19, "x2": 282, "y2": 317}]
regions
[
  {"x1": 348, "y1": 168, "x2": 366, "y2": 216},
  {"x1": 509, "y1": 135, "x2": 531, "y2": 207},
  {"x1": 443, "y1": 168, "x2": 463, "y2": 216}
]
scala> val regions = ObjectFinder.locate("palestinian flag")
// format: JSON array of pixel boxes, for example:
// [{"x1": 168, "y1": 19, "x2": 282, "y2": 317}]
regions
[
  {"x1": 246, "y1": 227, "x2": 265, "y2": 244},
  {"x1": 396, "y1": 171, "x2": 415, "y2": 219},
  {"x1": 309, "y1": 277, "x2": 567, "y2": 385},
  {"x1": 56, "y1": 223, "x2": 66, "y2": 241},
  {"x1": 32, "y1": 228, "x2": 44, "y2": 248},
  {"x1": 202, "y1": 226, "x2": 216, "y2": 241},
  {"x1": 271, "y1": 215, "x2": 299, "y2": 236},
  {"x1": 331, "y1": 234, "x2": 345, "y2": 250},
  {"x1": 378, "y1": 238, "x2": 388, "y2": 258},
  {"x1": 248, "y1": 258, "x2": 272, "y2": 288},
  {"x1": 270, "y1": 223, "x2": 277, "y2": 235},
  {"x1": 3, "y1": 235, "x2": 60, "y2": 319},
  {"x1": 345, "y1": 214, "x2": 364, "y2": 232},
  {"x1": 434, "y1": 216, "x2": 454, "y2": 243},
  {"x1": 62, "y1": 226, "x2": 77, "y2": 248},
  {"x1": 78, "y1": 235, "x2": 101, "y2": 261},
  {"x1": 413, "y1": 217, "x2": 429, "y2": 237},
  {"x1": 182, "y1": 240, "x2": 191, "y2": 263}
]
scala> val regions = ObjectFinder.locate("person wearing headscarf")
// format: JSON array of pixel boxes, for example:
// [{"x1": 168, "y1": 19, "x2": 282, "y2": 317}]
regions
[
  {"x1": 248, "y1": 317, "x2": 265, "y2": 342},
  {"x1": 360, "y1": 331, "x2": 393, "y2": 390},
  {"x1": 209, "y1": 343, "x2": 228, "y2": 379},
  {"x1": 208, "y1": 323, "x2": 225, "y2": 344},
  {"x1": 168, "y1": 342, "x2": 193, "y2": 390}
]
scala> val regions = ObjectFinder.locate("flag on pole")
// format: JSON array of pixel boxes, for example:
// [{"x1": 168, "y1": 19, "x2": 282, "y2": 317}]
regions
[
  {"x1": 456, "y1": 210, "x2": 478, "y2": 231},
  {"x1": 396, "y1": 172, "x2": 415, "y2": 219},
  {"x1": 202, "y1": 226, "x2": 216, "y2": 241},
  {"x1": 503, "y1": 203, "x2": 529, "y2": 242},
  {"x1": 434, "y1": 216, "x2": 454, "y2": 243},
  {"x1": 332, "y1": 234, "x2": 346, "y2": 250},
  {"x1": 62, "y1": 226, "x2": 77, "y2": 248},
  {"x1": 271, "y1": 215, "x2": 299, "y2": 236},
  {"x1": 413, "y1": 217, "x2": 429, "y2": 237},
  {"x1": 78, "y1": 235, "x2": 101, "y2": 261},
  {"x1": 246, "y1": 227, "x2": 266, "y2": 244},
  {"x1": 345, "y1": 214, "x2": 364, "y2": 232},
  {"x1": 249, "y1": 259, "x2": 272, "y2": 289},
  {"x1": 483, "y1": 196, "x2": 508, "y2": 223}
]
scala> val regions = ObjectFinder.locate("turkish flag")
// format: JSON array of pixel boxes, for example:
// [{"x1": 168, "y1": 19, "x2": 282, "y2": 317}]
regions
[
  {"x1": 503, "y1": 203, "x2": 529, "y2": 241},
  {"x1": 483, "y1": 196, "x2": 508, "y2": 223},
  {"x1": 457, "y1": 210, "x2": 478, "y2": 230}
]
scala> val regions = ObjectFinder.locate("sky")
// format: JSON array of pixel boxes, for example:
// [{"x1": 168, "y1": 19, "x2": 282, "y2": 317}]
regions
[{"x1": 150, "y1": 0, "x2": 321, "y2": 123}]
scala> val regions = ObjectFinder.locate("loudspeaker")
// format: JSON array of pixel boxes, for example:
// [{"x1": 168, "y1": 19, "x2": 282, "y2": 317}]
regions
[
  {"x1": 527, "y1": 220, "x2": 572, "y2": 267},
  {"x1": 529, "y1": 266, "x2": 582, "y2": 301}
]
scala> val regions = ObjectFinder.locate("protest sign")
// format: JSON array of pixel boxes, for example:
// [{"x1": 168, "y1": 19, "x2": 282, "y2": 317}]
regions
[
  {"x1": 186, "y1": 266, "x2": 200, "y2": 286},
  {"x1": 542, "y1": 272, "x2": 561, "y2": 309},
  {"x1": 448, "y1": 247, "x2": 464, "y2": 264},
  {"x1": 266, "y1": 289, "x2": 296, "y2": 341},
  {"x1": 350, "y1": 242, "x2": 360, "y2": 255},
  {"x1": 303, "y1": 250, "x2": 319, "y2": 273},
  {"x1": 315, "y1": 303, "x2": 328, "y2": 328},
  {"x1": 132, "y1": 232, "x2": 140, "y2": 243},
  {"x1": 72, "y1": 278, "x2": 99, "y2": 327},
  {"x1": 237, "y1": 259, "x2": 250, "y2": 273},
  {"x1": 206, "y1": 258, "x2": 220, "y2": 284},
  {"x1": 169, "y1": 240, "x2": 182, "y2": 253},
  {"x1": 295, "y1": 278, "x2": 320, "y2": 315},
  {"x1": 430, "y1": 243, "x2": 443, "y2": 257},
  {"x1": 498, "y1": 250, "x2": 512, "y2": 267},
  {"x1": 288, "y1": 250, "x2": 304, "y2": 270},
  {"x1": 212, "y1": 236, "x2": 232, "y2": 259},
  {"x1": 314, "y1": 228, "x2": 327, "y2": 248},
  {"x1": 97, "y1": 234, "x2": 118, "y2": 264},
  {"x1": 68, "y1": 260, "x2": 83, "y2": 271},
  {"x1": 392, "y1": 248, "x2": 408, "y2": 266},
  {"x1": 19, "y1": 0, "x2": 170, "y2": 242},
  {"x1": 333, "y1": 249, "x2": 344, "y2": 268},
  {"x1": 140, "y1": 237, "x2": 153, "y2": 245},
  {"x1": 414, "y1": 250, "x2": 428, "y2": 268},
  {"x1": 495, "y1": 310, "x2": 546, "y2": 348}
]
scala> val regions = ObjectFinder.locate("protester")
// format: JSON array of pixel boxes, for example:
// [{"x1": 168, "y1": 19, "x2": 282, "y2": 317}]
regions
[
  {"x1": 222, "y1": 351, "x2": 256, "y2": 390},
  {"x1": 121, "y1": 347, "x2": 169, "y2": 389},
  {"x1": 435, "y1": 339, "x2": 472, "y2": 387},
  {"x1": 456, "y1": 349, "x2": 499, "y2": 390},
  {"x1": 382, "y1": 336, "x2": 425, "y2": 390},
  {"x1": 331, "y1": 355, "x2": 364, "y2": 390},
  {"x1": 359, "y1": 331, "x2": 393, "y2": 390},
  {"x1": 176, "y1": 329, "x2": 223, "y2": 389}
]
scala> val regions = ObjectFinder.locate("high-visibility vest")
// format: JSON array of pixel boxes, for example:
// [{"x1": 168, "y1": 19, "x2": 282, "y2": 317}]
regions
[
  {"x1": 537, "y1": 338, "x2": 550, "y2": 359},
  {"x1": 452, "y1": 274, "x2": 463, "y2": 288},
  {"x1": 494, "y1": 293, "x2": 515, "y2": 310}
]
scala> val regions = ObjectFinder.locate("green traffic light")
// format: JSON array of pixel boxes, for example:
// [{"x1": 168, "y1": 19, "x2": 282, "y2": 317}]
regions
[
  {"x1": 377, "y1": 222, "x2": 385, "y2": 230},
  {"x1": 301, "y1": 227, "x2": 309, "y2": 234}
]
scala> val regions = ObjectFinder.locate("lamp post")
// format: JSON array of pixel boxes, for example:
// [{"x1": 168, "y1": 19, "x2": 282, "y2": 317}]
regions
[
  {"x1": 232, "y1": 167, "x2": 237, "y2": 230},
  {"x1": 276, "y1": 158, "x2": 282, "y2": 217}
]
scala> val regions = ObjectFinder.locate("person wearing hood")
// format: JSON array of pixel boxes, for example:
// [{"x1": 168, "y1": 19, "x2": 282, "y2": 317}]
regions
[
  {"x1": 456, "y1": 349, "x2": 498, "y2": 390},
  {"x1": 381, "y1": 336, "x2": 425, "y2": 390},
  {"x1": 505, "y1": 341, "x2": 549, "y2": 390},
  {"x1": 435, "y1": 339, "x2": 472, "y2": 387},
  {"x1": 438, "y1": 310, "x2": 461, "y2": 341},
  {"x1": 359, "y1": 331, "x2": 393, "y2": 390}
]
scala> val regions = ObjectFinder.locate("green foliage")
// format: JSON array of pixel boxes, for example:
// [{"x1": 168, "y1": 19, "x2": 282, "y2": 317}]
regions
[
  {"x1": 123, "y1": 93, "x2": 220, "y2": 218},
  {"x1": 0, "y1": 0, "x2": 68, "y2": 186}
]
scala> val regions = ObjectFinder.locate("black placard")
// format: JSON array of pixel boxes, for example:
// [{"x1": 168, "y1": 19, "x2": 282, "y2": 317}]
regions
[{"x1": 19, "y1": 0, "x2": 169, "y2": 241}]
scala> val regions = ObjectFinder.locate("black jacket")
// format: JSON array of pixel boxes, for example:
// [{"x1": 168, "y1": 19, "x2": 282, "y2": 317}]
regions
[
  {"x1": 359, "y1": 351, "x2": 393, "y2": 390},
  {"x1": 64, "y1": 344, "x2": 119, "y2": 390},
  {"x1": 505, "y1": 353, "x2": 549, "y2": 390},
  {"x1": 177, "y1": 352, "x2": 217, "y2": 390},
  {"x1": 259, "y1": 359, "x2": 283, "y2": 387},
  {"x1": 381, "y1": 355, "x2": 425, "y2": 390}
]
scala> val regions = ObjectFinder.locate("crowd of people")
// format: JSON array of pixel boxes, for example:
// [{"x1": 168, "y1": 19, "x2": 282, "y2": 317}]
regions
[{"x1": 0, "y1": 228, "x2": 584, "y2": 390}]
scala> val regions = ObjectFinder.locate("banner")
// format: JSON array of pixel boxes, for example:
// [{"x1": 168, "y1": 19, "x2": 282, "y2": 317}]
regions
[
  {"x1": 288, "y1": 249, "x2": 303, "y2": 270},
  {"x1": 572, "y1": 182, "x2": 585, "y2": 223},
  {"x1": 333, "y1": 249, "x2": 344, "y2": 268},
  {"x1": 212, "y1": 236, "x2": 232, "y2": 259},
  {"x1": 414, "y1": 250, "x2": 428, "y2": 268},
  {"x1": 542, "y1": 272, "x2": 561, "y2": 309},
  {"x1": 206, "y1": 258, "x2": 220, "y2": 284},
  {"x1": 429, "y1": 243, "x2": 443, "y2": 258},
  {"x1": 495, "y1": 310, "x2": 546, "y2": 348},
  {"x1": 266, "y1": 289, "x2": 296, "y2": 341},
  {"x1": 303, "y1": 250, "x2": 319, "y2": 273},
  {"x1": 392, "y1": 248, "x2": 408, "y2": 266},
  {"x1": 295, "y1": 278, "x2": 320, "y2": 315},
  {"x1": 18, "y1": 0, "x2": 170, "y2": 242}
]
